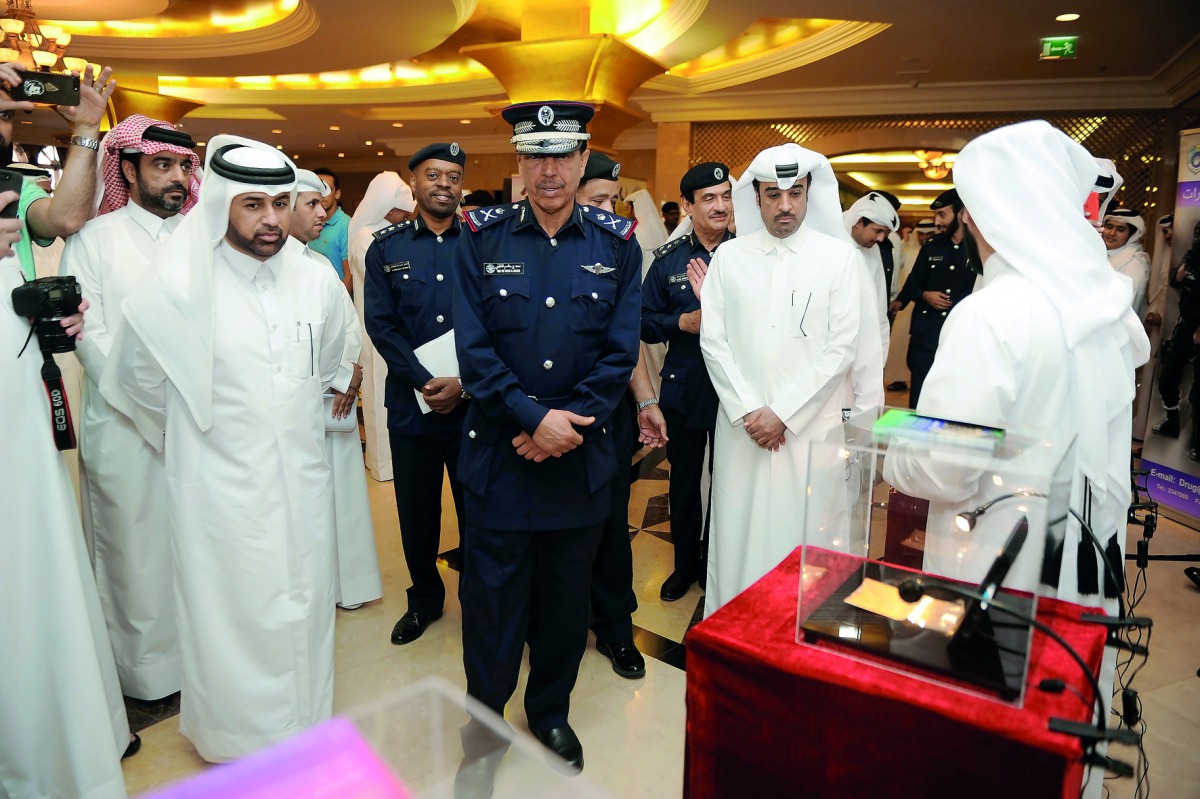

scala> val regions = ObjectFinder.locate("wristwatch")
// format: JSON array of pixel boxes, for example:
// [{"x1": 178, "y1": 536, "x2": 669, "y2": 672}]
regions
[
  {"x1": 637, "y1": 397, "x2": 659, "y2": 411},
  {"x1": 69, "y1": 135, "x2": 100, "y2": 151},
  {"x1": 459, "y1": 379, "x2": 470, "y2": 400}
]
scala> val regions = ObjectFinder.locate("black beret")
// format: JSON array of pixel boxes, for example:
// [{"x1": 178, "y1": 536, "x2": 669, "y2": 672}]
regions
[
  {"x1": 581, "y1": 151, "x2": 621, "y2": 185},
  {"x1": 874, "y1": 189, "x2": 902, "y2": 212},
  {"x1": 930, "y1": 188, "x2": 960, "y2": 210},
  {"x1": 462, "y1": 190, "x2": 495, "y2": 207},
  {"x1": 501, "y1": 100, "x2": 594, "y2": 155},
  {"x1": 408, "y1": 142, "x2": 467, "y2": 171},
  {"x1": 680, "y1": 162, "x2": 730, "y2": 197}
]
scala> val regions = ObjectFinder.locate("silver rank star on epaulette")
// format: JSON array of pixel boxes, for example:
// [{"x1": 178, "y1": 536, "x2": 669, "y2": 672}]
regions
[
  {"x1": 581, "y1": 206, "x2": 637, "y2": 241},
  {"x1": 373, "y1": 220, "x2": 412, "y2": 240},
  {"x1": 652, "y1": 236, "x2": 686, "y2": 259}
]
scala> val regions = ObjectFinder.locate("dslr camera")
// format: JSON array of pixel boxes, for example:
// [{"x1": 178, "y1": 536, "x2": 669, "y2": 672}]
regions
[{"x1": 11, "y1": 276, "x2": 82, "y2": 354}]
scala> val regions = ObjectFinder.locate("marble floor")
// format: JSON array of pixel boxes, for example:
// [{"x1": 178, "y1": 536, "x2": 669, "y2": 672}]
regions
[{"x1": 119, "y1": 399, "x2": 1200, "y2": 798}]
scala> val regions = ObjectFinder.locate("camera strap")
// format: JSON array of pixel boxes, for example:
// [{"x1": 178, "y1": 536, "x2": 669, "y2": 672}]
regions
[{"x1": 40, "y1": 351, "x2": 76, "y2": 451}]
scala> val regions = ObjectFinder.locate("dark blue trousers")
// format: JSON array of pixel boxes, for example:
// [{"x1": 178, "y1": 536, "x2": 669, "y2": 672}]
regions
[{"x1": 461, "y1": 521, "x2": 603, "y2": 730}]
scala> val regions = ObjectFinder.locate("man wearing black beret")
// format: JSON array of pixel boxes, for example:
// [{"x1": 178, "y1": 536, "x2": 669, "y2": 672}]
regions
[
  {"x1": 642, "y1": 161, "x2": 733, "y2": 600},
  {"x1": 888, "y1": 188, "x2": 978, "y2": 406},
  {"x1": 363, "y1": 141, "x2": 470, "y2": 646}
]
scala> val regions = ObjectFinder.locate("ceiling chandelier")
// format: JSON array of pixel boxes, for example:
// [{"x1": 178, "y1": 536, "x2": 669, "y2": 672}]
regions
[
  {"x1": 914, "y1": 149, "x2": 951, "y2": 181},
  {"x1": 0, "y1": 0, "x2": 86, "y2": 72}
]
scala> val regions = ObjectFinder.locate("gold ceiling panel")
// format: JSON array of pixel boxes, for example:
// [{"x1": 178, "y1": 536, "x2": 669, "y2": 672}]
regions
[{"x1": 49, "y1": 0, "x2": 299, "y2": 38}]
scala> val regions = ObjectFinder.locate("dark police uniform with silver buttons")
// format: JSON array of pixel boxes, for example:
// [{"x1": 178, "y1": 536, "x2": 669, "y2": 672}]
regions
[
  {"x1": 453, "y1": 198, "x2": 640, "y2": 730},
  {"x1": 363, "y1": 214, "x2": 465, "y2": 619},
  {"x1": 893, "y1": 232, "x2": 976, "y2": 407},
  {"x1": 641, "y1": 230, "x2": 731, "y2": 579}
]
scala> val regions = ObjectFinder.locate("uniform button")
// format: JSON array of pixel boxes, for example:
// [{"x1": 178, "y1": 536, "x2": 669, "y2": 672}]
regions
[
  {"x1": 545, "y1": 297, "x2": 556, "y2": 308},
  {"x1": 941, "y1": 311, "x2": 947, "y2": 316},
  {"x1": 669, "y1": 373, "x2": 676, "y2": 379},
  {"x1": 543, "y1": 359, "x2": 554, "y2": 370},
  {"x1": 590, "y1": 291, "x2": 598, "y2": 300},
  {"x1": 550, "y1": 238, "x2": 558, "y2": 247},
  {"x1": 499, "y1": 288, "x2": 508, "y2": 297},
  {"x1": 402, "y1": 274, "x2": 409, "y2": 280},
  {"x1": 949, "y1": 265, "x2": 955, "y2": 271},
  {"x1": 436, "y1": 273, "x2": 444, "y2": 281},
  {"x1": 437, "y1": 235, "x2": 444, "y2": 243},
  {"x1": 436, "y1": 314, "x2": 445, "y2": 323},
  {"x1": 468, "y1": 430, "x2": 477, "y2": 439}
]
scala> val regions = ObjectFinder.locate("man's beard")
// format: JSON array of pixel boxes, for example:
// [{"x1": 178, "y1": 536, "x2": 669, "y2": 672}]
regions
[
  {"x1": 139, "y1": 174, "x2": 188, "y2": 214},
  {"x1": 939, "y1": 213, "x2": 960, "y2": 240},
  {"x1": 227, "y1": 225, "x2": 286, "y2": 259},
  {"x1": 961, "y1": 224, "x2": 983, "y2": 275}
]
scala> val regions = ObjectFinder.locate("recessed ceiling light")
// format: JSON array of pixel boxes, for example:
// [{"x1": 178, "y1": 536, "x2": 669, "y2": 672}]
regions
[
  {"x1": 459, "y1": 119, "x2": 471, "y2": 125},
  {"x1": 391, "y1": 122, "x2": 404, "y2": 128},
  {"x1": 329, "y1": 125, "x2": 341, "y2": 131},
  {"x1": 293, "y1": 155, "x2": 299, "y2": 159},
  {"x1": 271, "y1": 129, "x2": 282, "y2": 134},
  {"x1": 196, "y1": 142, "x2": 206, "y2": 147},
  {"x1": 337, "y1": 152, "x2": 345, "y2": 158},
  {"x1": 377, "y1": 151, "x2": 384, "y2": 156},
  {"x1": 364, "y1": 140, "x2": 372, "y2": 145},
  {"x1": 275, "y1": 145, "x2": 282, "y2": 150},
  {"x1": 318, "y1": 143, "x2": 326, "y2": 148},
  {"x1": 1055, "y1": 12, "x2": 1080, "y2": 21}
]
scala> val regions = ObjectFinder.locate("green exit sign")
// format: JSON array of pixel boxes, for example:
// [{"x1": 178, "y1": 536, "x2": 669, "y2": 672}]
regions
[{"x1": 1040, "y1": 36, "x2": 1078, "y2": 60}]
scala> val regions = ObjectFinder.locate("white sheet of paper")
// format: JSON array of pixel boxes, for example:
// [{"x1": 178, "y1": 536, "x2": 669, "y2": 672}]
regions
[{"x1": 413, "y1": 330, "x2": 459, "y2": 414}]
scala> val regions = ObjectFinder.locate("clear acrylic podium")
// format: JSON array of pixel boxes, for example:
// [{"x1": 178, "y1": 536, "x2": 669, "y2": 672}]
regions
[{"x1": 795, "y1": 407, "x2": 1072, "y2": 707}]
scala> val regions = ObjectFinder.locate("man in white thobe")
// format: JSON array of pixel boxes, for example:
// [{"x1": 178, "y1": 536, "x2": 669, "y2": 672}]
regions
[
  {"x1": 700, "y1": 143, "x2": 864, "y2": 616},
  {"x1": 1, "y1": 62, "x2": 133, "y2": 799},
  {"x1": 883, "y1": 121, "x2": 1150, "y2": 798},
  {"x1": 346, "y1": 171, "x2": 414, "y2": 481},
  {"x1": 840, "y1": 191, "x2": 897, "y2": 415},
  {"x1": 59, "y1": 113, "x2": 202, "y2": 701},
  {"x1": 288, "y1": 168, "x2": 382, "y2": 609},
  {"x1": 103, "y1": 135, "x2": 348, "y2": 763}
]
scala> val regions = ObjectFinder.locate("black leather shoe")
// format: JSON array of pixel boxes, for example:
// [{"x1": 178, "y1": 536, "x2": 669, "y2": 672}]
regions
[
  {"x1": 1186, "y1": 567, "x2": 1200, "y2": 590},
  {"x1": 390, "y1": 609, "x2": 442, "y2": 645},
  {"x1": 597, "y1": 640, "x2": 646, "y2": 679},
  {"x1": 123, "y1": 733, "x2": 141, "y2": 760},
  {"x1": 660, "y1": 571, "x2": 696, "y2": 601},
  {"x1": 886, "y1": 381, "x2": 908, "y2": 392},
  {"x1": 530, "y1": 725, "x2": 583, "y2": 772}
]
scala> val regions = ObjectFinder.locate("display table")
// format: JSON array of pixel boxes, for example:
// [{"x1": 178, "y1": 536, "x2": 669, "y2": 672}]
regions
[{"x1": 684, "y1": 547, "x2": 1107, "y2": 799}]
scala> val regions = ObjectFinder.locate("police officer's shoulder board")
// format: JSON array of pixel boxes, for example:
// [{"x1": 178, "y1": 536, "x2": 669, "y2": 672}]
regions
[
  {"x1": 652, "y1": 235, "x2": 687, "y2": 260},
  {"x1": 372, "y1": 219, "x2": 413, "y2": 241},
  {"x1": 464, "y1": 203, "x2": 516, "y2": 233},
  {"x1": 579, "y1": 205, "x2": 637, "y2": 241}
]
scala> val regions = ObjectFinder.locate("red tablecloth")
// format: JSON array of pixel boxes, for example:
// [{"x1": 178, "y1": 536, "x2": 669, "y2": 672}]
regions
[{"x1": 684, "y1": 547, "x2": 1107, "y2": 799}]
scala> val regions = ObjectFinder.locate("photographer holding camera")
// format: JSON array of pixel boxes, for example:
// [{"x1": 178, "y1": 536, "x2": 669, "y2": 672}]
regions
[{"x1": 0, "y1": 61, "x2": 136, "y2": 799}]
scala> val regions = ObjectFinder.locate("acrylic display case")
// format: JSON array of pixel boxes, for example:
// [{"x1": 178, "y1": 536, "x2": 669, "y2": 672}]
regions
[{"x1": 795, "y1": 407, "x2": 1073, "y2": 706}]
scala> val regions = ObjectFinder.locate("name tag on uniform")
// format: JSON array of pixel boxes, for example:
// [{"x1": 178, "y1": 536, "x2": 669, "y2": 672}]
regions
[
  {"x1": 928, "y1": 256, "x2": 944, "y2": 263},
  {"x1": 383, "y1": 261, "x2": 411, "y2": 273},
  {"x1": 484, "y1": 262, "x2": 524, "y2": 275},
  {"x1": 580, "y1": 263, "x2": 615, "y2": 275},
  {"x1": 668, "y1": 272, "x2": 689, "y2": 285}
]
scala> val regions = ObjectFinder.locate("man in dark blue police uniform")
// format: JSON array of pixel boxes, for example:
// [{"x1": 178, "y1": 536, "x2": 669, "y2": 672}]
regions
[
  {"x1": 453, "y1": 101, "x2": 641, "y2": 772},
  {"x1": 574, "y1": 150, "x2": 663, "y2": 681},
  {"x1": 888, "y1": 188, "x2": 978, "y2": 407},
  {"x1": 364, "y1": 142, "x2": 469, "y2": 645},
  {"x1": 641, "y1": 162, "x2": 732, "y2": 600}
]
